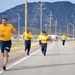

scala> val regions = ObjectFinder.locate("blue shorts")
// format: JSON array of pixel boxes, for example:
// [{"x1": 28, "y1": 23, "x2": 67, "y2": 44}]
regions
[
  {"x1": 41, "y1": 43, "x2": 47, "y2": 53},
  {"x1": 25, "y1": 40, "x2": 31, "y2": 51},
  {"x1": 1, "y1": 40, "x2": 12, "y2": 53},
  {"x1": 0, "y1": 40, "x2": 1, "y2": 48}
]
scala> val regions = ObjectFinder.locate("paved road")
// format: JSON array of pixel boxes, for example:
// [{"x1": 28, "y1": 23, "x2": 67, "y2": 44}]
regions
[{"x1": 0, "y1": 41, "x2": 75, "y2": 75}]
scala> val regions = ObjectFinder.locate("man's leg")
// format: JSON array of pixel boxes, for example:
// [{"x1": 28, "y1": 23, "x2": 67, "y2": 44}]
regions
[
  {"x1": 64, "y1": 40, "x2": 65, "y2": 46},
  {"x1": 2, "y1": 50, "x2": 9, "y2": 70},
  {"x1": 39, "y1": 40, "x2": 42, "y2": 51},
  {"x1": 41, "y1": 43, "x2": 44, "y2": 54},
  {"x1": 39, "y1": 40, "x2": 41, "y2": 46},
  {"x1": 2, "y1": 40, "x2": 11, "y2": 70},
  {"x1": 4, "y1": 50, "x2": 8, "y2": 66},
  {"x1": 27, "y1": 40, "x2": 31, "y2": 55},
  {"x1": 62, "y1": 40, "x2": 64, "y2": 46},
  {"x1": 25, "y1": 40, "x2": 28, "y2": 51},
  {"x1": 44, "y1": 44, "x2": 47, "y2": 56}
]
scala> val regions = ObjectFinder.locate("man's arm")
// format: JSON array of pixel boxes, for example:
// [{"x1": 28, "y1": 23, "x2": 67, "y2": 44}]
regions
[
  {"x1": 23, "y1": 35, "x2": 24, "y2": 40},
  {"x1": 11, "y1": 25, "x2": 17, "y2": 39},
  {"x1": 13, "y1": 31, "x2": 17, "y2": 39}
]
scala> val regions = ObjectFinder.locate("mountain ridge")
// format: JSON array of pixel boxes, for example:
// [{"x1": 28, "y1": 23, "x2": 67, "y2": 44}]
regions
[{"x1": 0, "y1": 1, "x2": 75, "y2": 34}]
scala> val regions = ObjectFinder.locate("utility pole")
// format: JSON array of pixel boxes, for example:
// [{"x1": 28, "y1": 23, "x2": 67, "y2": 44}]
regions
[
  {"x1": 55, "y1": 18, "x2": 58, "y2": 35},
  {"x1": 73, "y1": 24, "x2": 74, "y2": 38},
  {"x1": 68, "y1": 23, "x2": 74, "y2": 38},
  {"x1": 38, "y1": 0, "x2": 45, "y2": 33},
  {"x1": 50, "y1": 11, "x2": 52, "y2": 35},
  {"x1": 25, "y1": 0, "x2": 28, "y2": 32},
  {"x1": 67, "y1": 22, "x2": 69, "y2": 37},
  {"x1": 60, "y1": 28, "x2": 61, "y2": 40},
  {"x1": 18, "y1": 14, "x2": 20, "y2": 39},
  {"x1": 45, "y1": 24, "x2": 48, "y2": 33}
]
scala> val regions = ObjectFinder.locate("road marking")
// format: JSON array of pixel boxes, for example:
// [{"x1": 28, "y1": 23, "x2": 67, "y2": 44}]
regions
[{"x1": 0, "y1": 49, "x2": 40, "y2": 74}]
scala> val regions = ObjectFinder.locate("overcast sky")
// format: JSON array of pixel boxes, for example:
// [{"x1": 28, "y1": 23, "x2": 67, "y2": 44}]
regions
[{"x1": 0, "y1": 0, "x2": 75, "y2": 13}]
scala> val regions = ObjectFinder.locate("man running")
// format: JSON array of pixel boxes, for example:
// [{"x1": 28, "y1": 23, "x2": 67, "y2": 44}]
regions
[
  {"x1": 38, "y1": 33, "x2": 42, "y2": 46},
  {"x1": 62, "y1": 34, "x2": 66, "y2": 46},
  {"x1": 23, "y1": 29, "x2": 32, "y2": 56},
  {"x1": 0, "y1": 18, "x2": 17, "y2": 70},
  {"x1": 41, "y1": 31, "x2": 50, "y2": 56}
]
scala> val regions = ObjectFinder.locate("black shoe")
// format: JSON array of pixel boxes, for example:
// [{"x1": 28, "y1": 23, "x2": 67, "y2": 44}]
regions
[
  {"x1": 63, "y1": 44, "x2": 65, "y2": 46},
  {"x1": 27, "y1": 53, "x2": 29, "y2": 56},
  {"x1": 44, "y1": 53, "x2": 46, "y2": 56},
  {"x1": 3, "y1": 66, "x2": 6, "y2": 71}
]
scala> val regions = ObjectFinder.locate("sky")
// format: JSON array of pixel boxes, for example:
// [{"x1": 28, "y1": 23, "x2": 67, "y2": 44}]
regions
[{"x1": 0, "y1": 0, "x2": 75, "y2": 13}]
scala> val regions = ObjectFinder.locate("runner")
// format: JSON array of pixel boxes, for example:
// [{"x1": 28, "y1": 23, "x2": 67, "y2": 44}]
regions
[
  {"x1": 62, "y1": 34, "x2": 67, "y2": 46},
  {"x1": 0, "y1": 18, "x2": 17, "y2": 70},
  {"x1": 38, "y1": 33, "x2": 42, "y2": 46},
  {"x1": 23, "y1": 29, "x2": 32, "y2": 56},
  {"x1": 41, "y1": 31, "x2": 50, "y2": 56}
]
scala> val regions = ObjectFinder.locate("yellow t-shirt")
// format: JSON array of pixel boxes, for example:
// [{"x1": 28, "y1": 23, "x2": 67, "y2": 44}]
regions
[
  {"x1": 41, "y1": 35, "x2": 49, "y2": 44},
  {"x1": 38, "y1": 34, "x2": 42, "y2": 40},
  {"x1": 0, "y1": 24, "x2": 16, "y2": 41},
  {"x1": 62, "y1": 35, "x2": 66, "y2": 40},
  {"x1": 23, "y1": 32, "x2": 32, "y2": 40}
]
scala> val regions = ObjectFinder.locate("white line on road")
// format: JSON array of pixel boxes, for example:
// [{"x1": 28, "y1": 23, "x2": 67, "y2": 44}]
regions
[{"x1": 0, "y1": 49, "x2": 40, "y2": 74}]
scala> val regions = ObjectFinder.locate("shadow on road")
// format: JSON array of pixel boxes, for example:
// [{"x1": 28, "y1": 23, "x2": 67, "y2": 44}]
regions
[
  {"x1": 7, "y1": 62, "x2": 75, "y2": 71},
  {"x1": 31, "y1": 53, "x2": 75, "y2": 56}
]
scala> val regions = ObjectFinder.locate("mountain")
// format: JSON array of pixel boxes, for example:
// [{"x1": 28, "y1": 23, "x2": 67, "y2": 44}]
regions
[{"x1": 0, "y1": 1, "x2": 75, "y2": 35}]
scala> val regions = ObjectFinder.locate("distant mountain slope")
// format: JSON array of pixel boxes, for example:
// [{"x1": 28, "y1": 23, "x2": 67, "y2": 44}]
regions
[{"x1": 0, "y1": 1, "x2": 75, "y2": 34}]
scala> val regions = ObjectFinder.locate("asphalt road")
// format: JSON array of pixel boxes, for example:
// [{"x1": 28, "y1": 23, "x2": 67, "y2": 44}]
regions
[{"x1": 0, "y1": 41, "x2": 75, "y2": 75}]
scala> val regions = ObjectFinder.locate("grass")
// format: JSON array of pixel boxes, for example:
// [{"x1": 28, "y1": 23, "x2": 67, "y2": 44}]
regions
[{"x1": 11, "y1": 40, "x2": 39, "y2": 52}]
